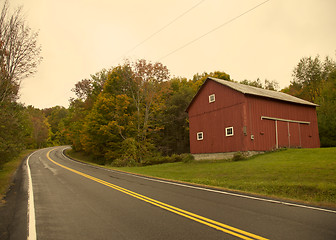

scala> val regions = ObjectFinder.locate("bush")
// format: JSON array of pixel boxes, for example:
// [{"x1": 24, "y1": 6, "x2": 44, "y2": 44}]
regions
[
  {"x1": 111, "y1": 138, "x2": 138, "y2": 167},
  {"x1": 140, "y1": 153, "x2": 193, "y2": 166},
  {"x1": 232, "y1": 152, "x2": 245, "y2": 161},
  {"x1": 181, "y1": 154, "x2": 194, "y2": 163}
]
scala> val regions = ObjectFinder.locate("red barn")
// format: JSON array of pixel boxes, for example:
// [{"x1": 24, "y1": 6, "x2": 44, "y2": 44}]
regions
[{"x1": 186, "y1": 77, "x2": 320, "y2": 158}]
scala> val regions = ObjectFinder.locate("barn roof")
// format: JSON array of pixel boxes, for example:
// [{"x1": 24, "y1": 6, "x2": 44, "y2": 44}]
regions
[{"x1": 186, "y1": 77, "x2": 318, "y2": 112}]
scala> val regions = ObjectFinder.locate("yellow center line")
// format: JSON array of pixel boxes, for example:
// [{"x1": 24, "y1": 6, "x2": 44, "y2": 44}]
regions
[{"x1": 47, "y1": 148, "x2": 268, "y2": 240}]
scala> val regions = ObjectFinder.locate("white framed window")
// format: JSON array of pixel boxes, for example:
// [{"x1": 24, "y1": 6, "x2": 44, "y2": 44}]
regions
[
  {"x1": 225, "y1": 127, "x2": 234, "y2": 137},
  {"x1": 197, "y1": 132, "x2": 204, "y2": 141},
  {"x1": 209, "y1": 94, "x2": 215, "y2": 103}
]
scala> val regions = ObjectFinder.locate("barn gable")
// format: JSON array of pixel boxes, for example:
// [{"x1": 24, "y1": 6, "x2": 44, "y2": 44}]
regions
[{"x1": 187, "y1": 77, "x2": 320, "y2": 156}]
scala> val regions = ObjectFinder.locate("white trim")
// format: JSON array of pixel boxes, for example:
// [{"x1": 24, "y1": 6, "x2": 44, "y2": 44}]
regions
[
  {"x1": 27, "y1": 151, "x2": 37, "y2": 240},
  {"x1": 209, "y1": 94, "x2": 215, "y2": 103},
  {"x1": 225, "y1": 127, "x2": 234, "y2": 136},
  {"x1": 275, "y1": 120, "x2": 278, "y2": 149},
  {"x1": 197, "y1": 132, "x2": 204, "y2": 140},
  {"x1": 261, "y1": 116, "x2": 310, "y2": 125}
]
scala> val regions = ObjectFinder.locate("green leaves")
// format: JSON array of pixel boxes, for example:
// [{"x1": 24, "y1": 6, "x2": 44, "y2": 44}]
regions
[{"x1": 284, "y1": 54, "x2": 336, "y2": 147}]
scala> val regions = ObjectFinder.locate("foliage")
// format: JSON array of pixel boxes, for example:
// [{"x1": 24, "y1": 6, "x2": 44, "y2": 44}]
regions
[
  {"x1": 232, "y1": 152, "x2": 245, "y2": 161},
  {"x1": 43, "y1": 106, "x2": 68, "y2": 145},
  {"x1": 282, "y1": 54, "x2": 336, "y2": 146},
  {"x1": 25, "y1": 106, "x2": 50, "y2": 148},
  {"x1": 283, "y1": 55, "x2": 336, "y2": 102},
  {"x1": 155, "y1": 77, "x2": 194, "y2": 155},
  {"x1": 191, "y1": 71, "x2": 231, "y2": 91},
  {"x1": 0, "y1": 102, "x2": 31, "y2": 168},
  {"x1": 0, "y1": 1, "x2": 42, "y2": 103},
  {"x1": 67, "y1": 64, "x2": 234, "y2": 165},
  {"x1": 0, "y1": 1, "x2": 43, "y2": 168},
  {"x1": 316, "y1": 70, "x2": 336, "y2": 146},
  {"x1": 240, "y1": 78, "x2": 279, "y2": 90}
]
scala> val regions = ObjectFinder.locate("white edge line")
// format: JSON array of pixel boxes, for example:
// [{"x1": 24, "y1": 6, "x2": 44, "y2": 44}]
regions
[
  {"x1": 60, "y1": 147, "x2": 336, "y2": 214},
  {"x1": 27, "y1": 151, "x2": 37, "y2": 240}
]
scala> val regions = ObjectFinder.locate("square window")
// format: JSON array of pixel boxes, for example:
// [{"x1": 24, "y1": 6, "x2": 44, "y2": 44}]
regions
[
  {"x1": 209, "y1": 94, "x2": 215, "y2": 103},
  {"x1": 225, "y1": 127, "x2": 234, "y2": 136},
  {"x1": 197, "y1": 132, "x2": 203, "y2": 140}
]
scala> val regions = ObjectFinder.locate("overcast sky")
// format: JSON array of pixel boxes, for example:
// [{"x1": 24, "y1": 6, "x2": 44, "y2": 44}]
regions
[{"x1": 10, "y1": 0, "x2": 336, "y2": 109}]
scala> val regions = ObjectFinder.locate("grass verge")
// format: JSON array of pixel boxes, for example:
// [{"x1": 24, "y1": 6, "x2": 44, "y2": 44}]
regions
[
  {"x1": 0, "y1": 149, "x2": 36, "y2": 202},
  {"x1": 67, "y1": 148, "x2": 336, "y2": 208}
]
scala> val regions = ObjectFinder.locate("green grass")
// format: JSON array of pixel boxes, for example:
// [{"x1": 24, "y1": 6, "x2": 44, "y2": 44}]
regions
[
  {"x1": 0, "y1": 149, "x2": 36, "y2": 202},
  {"x1": 67, "y1": 148, "x2": 336, "y2": 208}
]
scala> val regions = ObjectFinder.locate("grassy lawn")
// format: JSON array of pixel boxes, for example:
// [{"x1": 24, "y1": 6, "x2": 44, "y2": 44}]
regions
[
  {"x1": 0, "y1": 149, "x2": 36, "y2": 202},
  {"x1": 67, "y1": 148, "x2": 336, "y2": 208}
]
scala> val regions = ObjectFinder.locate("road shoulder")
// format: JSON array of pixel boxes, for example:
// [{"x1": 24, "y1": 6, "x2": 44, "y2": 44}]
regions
[{"x1": 0, "y1": 154, "x2": 29, "y2": 240}]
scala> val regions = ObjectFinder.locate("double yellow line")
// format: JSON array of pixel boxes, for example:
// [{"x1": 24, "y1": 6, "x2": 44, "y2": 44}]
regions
[{"x1": 47, "y1": 149, "x2": 268, "y2": 240}]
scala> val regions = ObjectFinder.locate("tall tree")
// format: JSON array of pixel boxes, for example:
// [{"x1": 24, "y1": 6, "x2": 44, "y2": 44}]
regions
[
  {"x1": 43, "y1": 106, "x2": 68, "y2": 145},
  {"x1": 316, "y1": 69, "x2": 336, "y2": 146},
  {"x1": 0, "y1": 1, "x2": 42, "y2": 103},
  {"x1": 240, "y1": 78, "x2": 279, "y2": 90},
  {"x1": 126, "y1": 59, "x2": 170, "y2": 160},
  {"x1": 285, "y1": 55, "x2": 336, "y2": 102},
  {"x1": 0, "y1": 1, "x2": 42, "y2": 167},
  {"x1": 0, "y1": 102, "x2": 31, "y2": 168},
  {"x1": 282, "y1": 54, "x2": 336, "y2": 147},
  {"x1": 156, "y1": 78, "x2": 195, "y2": 155},
  {"x1": 26, "y1": 106, "x2": 50, "y2": 149}
]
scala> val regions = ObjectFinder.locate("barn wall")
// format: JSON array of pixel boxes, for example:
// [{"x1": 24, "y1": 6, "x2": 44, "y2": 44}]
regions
[
  {"x1": 188, "y1": 80, "x2": 246, "y2": 154},
  {"x1": 245, "y1": 95, "x2": 320, "y2": 150},
  {"x1": 187, "y1": 79, "x2": 320, "y2": 154}
]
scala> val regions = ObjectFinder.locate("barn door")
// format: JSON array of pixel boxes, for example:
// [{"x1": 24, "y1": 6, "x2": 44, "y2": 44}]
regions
[
  {"x1": 277, "y1": 121, "x2": 289, "y2": 148},
  {"x1": 276, "y1": 121, "x2": 301, "y2": 149},
  {"x1": 289, "y1": 122, "x2": 301, "y2": 148}
]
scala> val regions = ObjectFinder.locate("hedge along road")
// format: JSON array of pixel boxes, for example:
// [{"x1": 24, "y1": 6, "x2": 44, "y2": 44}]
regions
[{"x1": 26, "y1": 146, "x2": 336, "y2": 240}]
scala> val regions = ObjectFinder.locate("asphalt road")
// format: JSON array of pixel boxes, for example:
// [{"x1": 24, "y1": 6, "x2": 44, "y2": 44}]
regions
[{"x1": 23, "y1": 146, "x2": 336, "y2": 240}]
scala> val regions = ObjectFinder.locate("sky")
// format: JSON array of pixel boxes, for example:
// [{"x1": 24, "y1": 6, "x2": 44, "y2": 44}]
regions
[{"x1": 9, "y1": 0, "x2": 336, "y2": 109}]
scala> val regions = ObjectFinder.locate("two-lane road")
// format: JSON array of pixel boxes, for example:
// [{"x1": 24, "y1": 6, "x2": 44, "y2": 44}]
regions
[{"x1": 27, "y1": 146, "x2": 336, "y2": 239}]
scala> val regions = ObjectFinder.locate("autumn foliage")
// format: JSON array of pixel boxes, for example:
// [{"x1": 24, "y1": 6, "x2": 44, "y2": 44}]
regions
[{"x1": 58, "y1": 60, "x2": 235, "y2": 166}]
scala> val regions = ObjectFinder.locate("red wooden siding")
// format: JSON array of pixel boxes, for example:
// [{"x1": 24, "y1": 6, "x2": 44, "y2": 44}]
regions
[
  {"x1": 187, "y1": 79, "x2": 320, "y2": 154},
  {"x1": 245, "y1": 95, "x2": 320, "y2": 151},
  {"x1": 188, "y1": 80, "x2": 246, "y2": 154}
]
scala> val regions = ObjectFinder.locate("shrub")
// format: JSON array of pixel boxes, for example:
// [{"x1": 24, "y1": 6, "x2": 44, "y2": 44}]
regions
[
  {"x1": 181, "y1": 154, "x2": 194, "y2": 163},
  {"x1": 232, "y1": 152, "x2": 245, "y2": 161}
]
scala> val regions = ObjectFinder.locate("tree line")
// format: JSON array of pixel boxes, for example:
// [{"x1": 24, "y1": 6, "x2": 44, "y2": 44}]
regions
[{"x1": 61, "y1": 62, "x2": 231, "y2": 166}]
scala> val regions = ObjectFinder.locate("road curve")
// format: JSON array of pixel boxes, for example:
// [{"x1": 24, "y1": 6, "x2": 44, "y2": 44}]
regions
[{"x1": 27, "y1": 146, "x2": 336, "y2": 240}]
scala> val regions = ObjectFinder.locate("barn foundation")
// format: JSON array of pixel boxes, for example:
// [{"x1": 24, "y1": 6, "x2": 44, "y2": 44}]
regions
[{"x1": 192, "y1": 151, "x2": 264, "y2": 161}]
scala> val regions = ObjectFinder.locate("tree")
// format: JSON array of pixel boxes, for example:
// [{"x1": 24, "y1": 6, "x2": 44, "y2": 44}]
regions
[
  {"x1": 0, "y1": 102, "x2": 31, "y2": 168},
  {"x1": 0, "y1": 1, "x2": 42, "y2": 103},
  {"x1": 156, "y1": 77, "x2": 195, "y2": 155},
  {"x1": 286, "y1": 55, "x2": 336, "y2": 102},
  {"x1": 240, "y1": 78, "x2": 279, "y2": 90},
  {"x1": 192, "y1": 71, "x2": 231, "y2": 91},
  {"x1": 26, "y1": 106, "x2": 50, "y2": 148},
  {"x1": 81, "y1": 92, "x2": 134, "y2": 164},
  {"x1": 283, "y1": 54, "x2": 336, "y2": 147},
  {"x1": 71, "y1": 69, "x2": 108, "y2": 103},
  {"x1": 130, "y1": 59, "x2": 169, "y2": 138},
  {"x1": 0, "y1": 1, "x2": 42, "y2": 167},
  {"x1": 316, "y1": 70, "x2": 336, "y2": 146},
  {"x1": 43, "y1": 106, "x2": 68, "y2": 145}
]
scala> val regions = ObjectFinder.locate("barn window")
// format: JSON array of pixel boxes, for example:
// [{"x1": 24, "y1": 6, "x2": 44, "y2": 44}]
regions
[
  {"x1": 209, "y1": 94, "x2": 215, "y2": 103},
  {"x1": 226, "y1": 127, "x2": 234, "y2": 136},
  {"x1": 197, "y1": 132, "x2": 204, "y2": 140}
]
